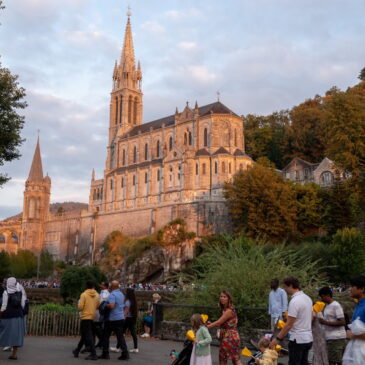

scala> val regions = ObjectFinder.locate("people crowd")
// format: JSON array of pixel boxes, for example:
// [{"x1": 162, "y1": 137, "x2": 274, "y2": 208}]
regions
[
  {"x1": 0, "y1": 274, "x2": 364, "y2": 364},
  {"x1": 19, "y1": 280, "x2": 60, "y2": 289}
]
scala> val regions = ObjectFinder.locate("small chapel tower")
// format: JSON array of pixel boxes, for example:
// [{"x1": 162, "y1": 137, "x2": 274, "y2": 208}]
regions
[
  {"x1": 109, "y1": 10, "x2": 143, "y2": 144},
  {"x1": 20, "y1": 138, "x2": 51, "y2": 253}
]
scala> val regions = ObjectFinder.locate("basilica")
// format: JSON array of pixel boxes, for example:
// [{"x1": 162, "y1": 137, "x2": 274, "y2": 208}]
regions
[{"x1": 0, "y1": 14, "x2": 252, "y2": 260}]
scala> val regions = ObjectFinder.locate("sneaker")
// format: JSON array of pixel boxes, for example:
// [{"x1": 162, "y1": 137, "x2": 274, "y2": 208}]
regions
[
  {"x1": 3, "y1": 347, "x2": 11, "y2": 352},
  {"x1": 140, "y1": 333, "x2": 150, "y2": 338},
  {"x1": 129, "y1": 349, "x2": 139, "y2": 353},
  {"x1": 85, "y1": 354, "x2": 98, "y2": 360},
  {"x1": 72, "y1": 349, "x2": 79, "y2": 358},
  {"x1": 110, "y1": 347, "x2": 121, "y2": 353}
]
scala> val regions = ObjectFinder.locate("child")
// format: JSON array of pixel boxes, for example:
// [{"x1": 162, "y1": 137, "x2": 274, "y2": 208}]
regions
[
  {"x1": 255, "y1": 338, "x2": 278, "y2": 365},
  {"x1": 189, "y1": 313, "x2": 212, "y2": 365}
]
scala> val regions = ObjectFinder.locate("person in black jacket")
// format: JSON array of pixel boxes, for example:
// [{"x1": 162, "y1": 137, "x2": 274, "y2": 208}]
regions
[{"x1": 0, "y1": 277, "x2": 27, "y2": 360}]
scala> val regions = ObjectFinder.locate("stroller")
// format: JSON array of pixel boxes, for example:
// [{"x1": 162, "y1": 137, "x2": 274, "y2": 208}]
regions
[{"x1": 170, "y1": 340, "x2": 193, "y2": 365}]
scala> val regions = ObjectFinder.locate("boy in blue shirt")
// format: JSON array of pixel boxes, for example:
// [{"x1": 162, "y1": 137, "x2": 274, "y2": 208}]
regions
[{"x1": 348, "y1": 275, "x2": 365, "y2": 337}]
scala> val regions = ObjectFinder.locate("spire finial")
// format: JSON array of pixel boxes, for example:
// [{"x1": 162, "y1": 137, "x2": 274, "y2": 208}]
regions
[
  {"x1": 127, "y1": 5, "x2": 132, "y2": 18},
  {"x1": 217, "y1": 90, "x2": 221, "y2": 102}
]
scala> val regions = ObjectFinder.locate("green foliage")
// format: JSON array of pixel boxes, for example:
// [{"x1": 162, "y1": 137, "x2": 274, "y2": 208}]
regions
[
  {"x1": 60, "y1": 265, "x2": 107, "y2": 300},
  {"x1": 10, "y1": 249, "x2": 37, "y2": 278},
  {"x1": 0, "y1": 251, "x2": 11, "y2": 278},
  {"x1": 224, "y1": 164, "x2": 297, "y2": 242},
  {"x1": 39, "y1": 250, "x2": 54, "y2": 278},
  {"x1": 0, "y1": 62, "x2": 27, "y2": 186},
  {"x1": 172, "y1": 234, "x2": 328, "y2": 326},
  {"x1": 328, "y1": 228, "x2": 365, "y2": 283},
  {"x1": 33, "y1": 303, "x2": 77, "y2": 312},
  {"x1": 359, "y1": 67, "x2": 365, "y2": 81}
]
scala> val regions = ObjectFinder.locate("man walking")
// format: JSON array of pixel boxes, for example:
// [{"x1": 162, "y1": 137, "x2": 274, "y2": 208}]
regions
[
  {"x1": 318, "y1": 287, "x2": 346, "y2": 365},
  {"x1": 99, "y1": 280, "x2": 129, "y2": 360},
  {"x1": 268, "y1": 278, "x2": 288, "y2": 331},
  {"x1": 73, "y1": 280, "x2": 100, "y2": 360},
  {"x1": 270, "y1": 276, "x2": 313, "y2": 365}
]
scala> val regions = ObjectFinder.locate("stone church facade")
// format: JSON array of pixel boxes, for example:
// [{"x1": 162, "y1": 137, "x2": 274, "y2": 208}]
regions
[{"x1": 0, "y1": 15, "x2": 252, "y2": 260}]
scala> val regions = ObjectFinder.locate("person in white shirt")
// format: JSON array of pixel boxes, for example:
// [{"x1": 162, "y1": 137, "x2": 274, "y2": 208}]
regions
[
  {"x1": 270, "y1": 276, "x2": 313, "y2": 365},
  {"x1": 268, "y1": 278, "x2": 288, "y2": 331},
  {"x1": 318, "y1": 286, "x2": 346, "y2": 365}
]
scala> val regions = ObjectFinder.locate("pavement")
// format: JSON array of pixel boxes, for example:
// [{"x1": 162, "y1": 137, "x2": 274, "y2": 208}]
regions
[{"x1": 0, "y1": 336, "x2": 288, "y2": 364}]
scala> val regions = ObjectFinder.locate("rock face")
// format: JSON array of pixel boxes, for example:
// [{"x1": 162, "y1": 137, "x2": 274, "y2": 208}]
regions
[{"x1": 113, "y1": 238, "x2": 196, "y2": 283}]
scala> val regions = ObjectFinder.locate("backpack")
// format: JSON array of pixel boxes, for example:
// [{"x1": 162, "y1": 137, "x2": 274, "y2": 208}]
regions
[
  {"x1": 8, "y1": 291, "x2": 22, "y2": 309},
  {"x1": 99, "y1": 301, "x2": 110, "y2": 320}
]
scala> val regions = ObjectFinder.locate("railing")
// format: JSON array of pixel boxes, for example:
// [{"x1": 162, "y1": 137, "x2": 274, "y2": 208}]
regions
[{"x1": 26, "y1": 310, "x2": 80, "y2": 336}]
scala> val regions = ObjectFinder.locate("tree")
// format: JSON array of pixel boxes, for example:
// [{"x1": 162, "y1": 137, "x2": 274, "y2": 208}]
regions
[
  {"x1": 60, "y1": 265, "x2": 107, "y2": 300},
  {"x1": 294, "y1": 183, "x2": 326, "y2": 236},
  {"x1": 224, "y1": 163, "x2": 297, "y2": 242},
  {"x1": 0, "y1": 2, "x2": 27, "y2": 186},
  {"x1": 0, "y1": 250, "x2": 11, "y2": 278},
  {"x1": 39, "y1": 250, "x2": 54, "y2": 278},
  {"x1": 9, "y1": 249, "x2": 37, "y2": 278},
  {"x1": 244, "y1": 110, "x2": 289, "y2": 169},
  {"x1": 359, "y1": 67, "x2": 365, "y2": 81},
  {"x1": 329, "y1": 228, "x2": 365, "y2": 283},
  {"x1": 284, "y1": 96, "x2": 326, "y2": 163}
]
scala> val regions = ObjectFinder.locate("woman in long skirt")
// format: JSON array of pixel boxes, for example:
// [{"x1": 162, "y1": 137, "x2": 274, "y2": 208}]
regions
[{"x1": 0, "y1": 277, "x2": 27, "y2": 360}]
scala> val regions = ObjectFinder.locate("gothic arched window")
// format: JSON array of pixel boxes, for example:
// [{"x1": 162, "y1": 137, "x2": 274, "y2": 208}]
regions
[
  {"x1": 204, "y1": 128, "x2": 208, "y2": 147},
  {"x1": 144, "y1": 143, "x2": 149, "y2": 161},
  {"x1": 133, "y1": 146, "x2": 137, "y2": 163},
  {"x1": 196, "y1": 163, "x2": 199, "y2": 175},
  {"x1": 189, "y1": 131, "x2": 192, "y2": 145},
  {"x1": 169, "y1": 136, "x2": 173, "y2": 151},
  {"x1": 156, "y1": 140, "x2": 160, "y2": 158},
  {"x1": 115, "y1": 97, "x2": 119, "y2": 125},
  {"x1": 229, "y1": 163, "x2": 232, "y2": 174},
  {"x1": 222, "y1": 162, "x2": 226, "y2": 173},
  {"x1": 184, "y1": 133, "x2": 187, "y2": 145},
  {"x1": 202, "y1": 163, "x2": 206, "y2": 175},
  {"x1": 145, "y1": 172, "x2": 148, "y2": 184},
  {"x1": 215, "y1": 161, "x2": 218, "y2": 174},
  {"x1": 234, "y1": 129, "x2": 237, "y2": 147},
  {"x1": 122, "y1": 149, "x2": 126, "y2": 165},
  {"x1": 133, "y1": 97, "x2": 138, "y2": 125},
  {"x1": 128, "y1": 96, "x2": 133, "y2": 124},
  {"x1": 132, "y1": 175, "x2": 136, "y2": 186},
  {"x1": 119, "y1": 96, "x2": 123, "y2": 124}
]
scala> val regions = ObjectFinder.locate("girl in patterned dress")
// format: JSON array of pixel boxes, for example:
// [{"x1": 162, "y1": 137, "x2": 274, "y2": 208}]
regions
[{"x1": 207, "y1": 291, "x2": 243, "y2": 365}]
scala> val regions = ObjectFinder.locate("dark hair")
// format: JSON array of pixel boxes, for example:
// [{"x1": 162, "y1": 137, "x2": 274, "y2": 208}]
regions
[
  {"x1": 190, "y1": 313, "x2": 203, "y2": 330},
  {"x1": 86, "y1": 280, "x2": 95, "y2": 289},
  {"x1": 319, "y1": 287, "x2": 333, "y2": 297},
  {"x1": 219, "y1": 290, "x2": 233, "y2": 311},
  {"x1": 350, "y1": 275, "x2": 365, "y2": 289},
  {"x1": 125, "y1": 288, "x2": 138, "y2": 317},
  {"x1": 283, "y1": 276, "x2": 300, "y2": 289},
  {"x1": 101, "y1": 281, "x2": 109, "y2": 289},
  {"x1": 271, "y1": 278, "x2": 279, "y2": 285}
]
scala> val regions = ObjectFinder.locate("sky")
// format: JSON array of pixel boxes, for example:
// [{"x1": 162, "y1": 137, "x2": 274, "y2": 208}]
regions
[{"x1": 0, "y1": 0, "x2": 364, "y2": 220}]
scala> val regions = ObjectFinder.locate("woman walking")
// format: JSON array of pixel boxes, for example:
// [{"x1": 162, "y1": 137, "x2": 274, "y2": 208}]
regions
[
  {"x1": 207, "y1": 291, "x2": 242, "y2": 365},
  {"x1": 0, "y1": 277, "x2": 27, "y2": 360},
  {"x1": 123, "y1": 288, "x2": 139, "y2": 353}
]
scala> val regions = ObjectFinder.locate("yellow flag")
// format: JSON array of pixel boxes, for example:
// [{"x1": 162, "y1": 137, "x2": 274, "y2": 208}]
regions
[
  {"x1": 313, "y1": 301, "x2": 326, "y2": 313},
  {"x1": 201, "y1": 314, "x2": 209, "y2": 323},
  {"x1": 241, "y1": 347, "x2": 253, "y2": 357},
  {"x1": 186, "y1": 330, "x2": 195, "y2": 341},
  {"x1": 277, "y1": 320, "x2": 285, "y2": 329},
  {"x1": 275, "y1": 345, "x2": 282, "y2": 352}
]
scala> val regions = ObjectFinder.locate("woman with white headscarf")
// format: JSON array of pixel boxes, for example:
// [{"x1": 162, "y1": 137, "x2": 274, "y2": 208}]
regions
[{"x1": 0, "y1": 277, "x2": 27, "y2": 360}]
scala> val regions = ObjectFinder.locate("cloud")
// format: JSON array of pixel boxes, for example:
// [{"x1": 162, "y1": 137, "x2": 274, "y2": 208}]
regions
[
  {"x1": 178, "y1": 41, "x2": 197, "y2": 51},
  {"x1": 141, "y1": 21, "x2": 165, "y2": 35},
  {"x1": 164, "y1": 8, "x2": 203, "y2": 21}
]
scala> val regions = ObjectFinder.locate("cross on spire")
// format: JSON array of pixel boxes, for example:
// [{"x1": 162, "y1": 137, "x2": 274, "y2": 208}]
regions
[{"x1": 217, "y1": 90, "x2": 221, "y2": 102}]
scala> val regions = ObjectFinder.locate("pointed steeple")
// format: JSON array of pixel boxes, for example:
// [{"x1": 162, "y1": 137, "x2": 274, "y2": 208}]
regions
[
  {"x1": 28, "y1": 137, "x2": 44, "y2": 182},
  {"x1": 120, "y1": 12, "x2": 136, "y2": 71}
]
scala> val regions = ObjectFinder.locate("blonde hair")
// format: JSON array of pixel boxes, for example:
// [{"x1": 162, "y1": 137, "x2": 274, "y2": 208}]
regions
[
  {"x1": 152, "y1": 293, "x2": 161, "y2": 301},
  {"x1": 190, "y1": 313, "x2": 203, "y2": 330},
  {"x1": 258, "y1": 337, "x2": 270, "y2": 349}
]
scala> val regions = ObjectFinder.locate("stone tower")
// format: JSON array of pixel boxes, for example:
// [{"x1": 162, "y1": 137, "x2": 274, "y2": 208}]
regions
[
  {"x1": 20, "y1": 138, "x2": 51, "y2": 253},
  {"x1": 107, "y1": 12, "x2": 143, "y2": 171}
]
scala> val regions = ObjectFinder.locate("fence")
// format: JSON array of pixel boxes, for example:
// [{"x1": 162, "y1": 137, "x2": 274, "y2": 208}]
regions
[{"x1": 26, "y1": 310, "x2": 80, "y2": 336}]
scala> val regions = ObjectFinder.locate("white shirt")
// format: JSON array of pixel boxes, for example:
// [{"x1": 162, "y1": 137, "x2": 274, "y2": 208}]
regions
[
  {"x1": 288, "y1": 291, "x2": 313, "y2": 344},
  {"x1": 319, "y1": 301, "x2": 346, "y2": 340},
  {"x1": 269, "y1": 288, "x2": 288, "y2": 318}
]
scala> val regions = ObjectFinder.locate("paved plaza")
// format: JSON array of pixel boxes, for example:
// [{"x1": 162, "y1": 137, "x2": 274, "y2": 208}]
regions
[{"x1": 0, "y1": 336, "x2": 289, "y2": 364}]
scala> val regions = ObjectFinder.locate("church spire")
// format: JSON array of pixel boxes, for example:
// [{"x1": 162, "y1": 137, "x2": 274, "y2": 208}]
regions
[
  {"x1": 28, "y1": 137, "x2": 44, "y2": 182},
  {"x1": 120, "y1": 10, "x2": 136, "y2": 72}
]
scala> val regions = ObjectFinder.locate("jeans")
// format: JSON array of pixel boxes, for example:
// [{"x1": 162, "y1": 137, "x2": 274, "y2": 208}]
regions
[
  {"x1": 123, "y1": 317, "x2": 138, "y2": 349},
  {"x1": 76, "y1": 320, "x2": 96, "y2": 356},
  {"x1": 289, "y1": 340, "x2": 312, "y2": 365},
  {"x1": 102, "y1": 320, "x2": 128, "y2": 356}
]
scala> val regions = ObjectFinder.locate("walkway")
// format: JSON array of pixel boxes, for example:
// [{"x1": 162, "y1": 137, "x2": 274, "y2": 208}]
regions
[{"x1": 0, "y1": 336, "x2": 288, "y2": 364}]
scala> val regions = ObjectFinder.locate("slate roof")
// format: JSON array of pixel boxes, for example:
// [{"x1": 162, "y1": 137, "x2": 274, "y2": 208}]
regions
[
  {"x1": 233, "y1": 149, "x2": 252, "y2": 158},
  {"x1": 124, "y1": 101, "x2": 238, "y2": 138},
  {"x1": 212, "y1": 147, "x2": 231, "y2": 155},
  {"x1": 28, "y1": 138, "x2": 44, "y2": 182},
  {"x1": 195, "y1": 148, "x2": 211, "y2": 157}
]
